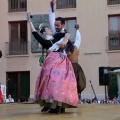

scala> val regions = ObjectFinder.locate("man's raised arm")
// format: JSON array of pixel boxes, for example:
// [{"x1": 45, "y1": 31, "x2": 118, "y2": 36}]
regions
[
  {"x1": 49, "y1": 0, "x2": 56, "y2": 34},
  {"x1": 74, "y1": 24, "x2": 81, "y2": 50}
]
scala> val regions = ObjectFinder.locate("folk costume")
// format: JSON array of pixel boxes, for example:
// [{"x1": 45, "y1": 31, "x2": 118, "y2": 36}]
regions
[
  {"x1": 67, "y1": 31, "x2": 86, "y2": 94},
  {"x1": 27, "y1": 5, "x2": 79, "y2": 112},
  {"x1": 33, "y1": 18, "x2": 78, "y2": 109},
  {"x1": 34, "y1": 51, "x2": 79, "y2": 107},
  {"x1": 49, "y1": 2, "x2": 86, "y2": 95}
]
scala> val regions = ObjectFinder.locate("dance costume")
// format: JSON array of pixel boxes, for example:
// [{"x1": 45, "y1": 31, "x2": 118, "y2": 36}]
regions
[
  {"x1": 34, "y1": 52, "x2": 79, "y2": 107},
  {"x1": 33, "y1": 8, "x2": 79, "y2": 108},
  {"x1": 49, "y1": 3, "x2": 86, "y2": 94},
  {"x1": 32, "y1": 31, "x2": 66, "y2": 50},
  {"x1": 67, "y1": 31, "x2": 86, "y2": 94},
  {"x1": 33, "y1": 29, "x2": 79, "y2": 107}
]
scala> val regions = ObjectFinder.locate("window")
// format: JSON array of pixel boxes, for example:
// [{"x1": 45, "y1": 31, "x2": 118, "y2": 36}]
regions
[
  {"x1": 8, "y1": 21, "x2": 28, "y2": 55},
  {"x1": 107, "y1": 0, "x2": 120, "y2": 5},
  {"x1": 8, "y1": 0, "x2": 27, "y2": 12},
  {"x1": 108, "y1": 16, "x2": 120, "y2": 50},
  {"x1": 56, "y1": 0, "x2": 76, "y2": 9},
  {"x1": 64, "y1": 18, "x2": 76, "y2": 42}
]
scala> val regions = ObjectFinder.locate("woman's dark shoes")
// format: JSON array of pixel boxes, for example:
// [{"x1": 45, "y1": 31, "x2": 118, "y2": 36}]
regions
[
  {"x1": 48, "y1": 107, "x2": 65, "y2": 114},
  {"x1": 55, "y1": 106, "x2": 62, "y2": 114},
  {"x1": 61, "y1": 107, "x2": 65, "y2": 113},
  {"x1": 41, "y1": 103, "x2": 51, "y2": 112},
  {"x1": 48, "y1": 108, "x2": 56, "y2": 113}
]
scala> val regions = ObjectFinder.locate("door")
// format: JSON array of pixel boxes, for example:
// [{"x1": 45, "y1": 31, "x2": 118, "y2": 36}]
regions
[
  {"x1": 7, "y1": 72, "x2": 18, "y2": 101},
  {"x1": 20, "y1": 72, "x2": 30, "y2": 101},
  {"x1": 108, "y1": 74, "x2": 118, "y2": 99},
  {"x1": 7, "y1": 71, "x2": 30, "y2": 101}
]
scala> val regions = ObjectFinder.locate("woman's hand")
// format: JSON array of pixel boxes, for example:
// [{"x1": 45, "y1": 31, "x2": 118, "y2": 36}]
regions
[{"x1": 27, "y1": 13, "x2": 32, "y2": 22}]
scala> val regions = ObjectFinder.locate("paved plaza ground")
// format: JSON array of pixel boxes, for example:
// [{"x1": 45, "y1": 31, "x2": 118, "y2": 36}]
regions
[{"x1": 0, "y1": 103, "x2": 120, "y2": 120}]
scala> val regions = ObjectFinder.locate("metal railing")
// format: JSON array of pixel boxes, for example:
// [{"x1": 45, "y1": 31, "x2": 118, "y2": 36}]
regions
[
  {"x1": 5, "y1": 41, "x2": 29, "y2": 55},
  {"x1": 8, "y1": 0, "x2": 27, "y2": 12},
  {"x1": 107, "y1": 0, "x2": 120, "y2": 5},
  {"x1": 106, "y1": 33, "x2": 120, "y2": 50},
  {"x1": 56, "y1": 0, "x2": 76, "y2": 9}
]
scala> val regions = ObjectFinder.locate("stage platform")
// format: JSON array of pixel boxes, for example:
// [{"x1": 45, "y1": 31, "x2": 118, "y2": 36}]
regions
[{"x1": 0, "y1": 103, "x2": 120, "y2": 120}]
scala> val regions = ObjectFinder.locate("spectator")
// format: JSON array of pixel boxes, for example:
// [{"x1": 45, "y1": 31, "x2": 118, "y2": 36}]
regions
[
  {"x1": 6, "y1": 95, "x2": 14, "y2": 103},
  {"x1": 100, "y1": 99, "x2": 105, "y2": 104},
  {"x1": 112, "y1": 97, "x2": 119, "y2": 104},
  {"x1": 86, "y1": 97, "x2": 91, "y2": 104},
  {"x1": 92, "y1": 98, "x2": 98, "y2": 104}
]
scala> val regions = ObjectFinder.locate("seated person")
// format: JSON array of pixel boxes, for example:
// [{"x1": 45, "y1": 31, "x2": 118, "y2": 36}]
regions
[
  {"x1": 28, "y1": 98, "x2": 34, "y2": 103},
  {"x1": 6, "y1": 94, "x2": 14, "y2": 103}
]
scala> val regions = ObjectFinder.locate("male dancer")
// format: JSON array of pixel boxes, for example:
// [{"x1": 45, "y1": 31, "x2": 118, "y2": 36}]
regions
[
  {"x1": 47, "y1": 0, "x2": 68, "y2": 113},
  {"x1": 49, "y1": 0, "x2": 86, "y2": 111}
]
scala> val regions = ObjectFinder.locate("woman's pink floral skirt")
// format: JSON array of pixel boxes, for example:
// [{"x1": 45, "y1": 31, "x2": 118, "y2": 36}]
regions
[{"x1": 34, "y1": 52, "x2": 79, "y2": 106}]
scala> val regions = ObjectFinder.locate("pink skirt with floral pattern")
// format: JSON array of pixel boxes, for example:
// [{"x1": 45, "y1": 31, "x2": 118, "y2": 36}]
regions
[{"x1": 34, "y1": 52, "x2": 79, "y2": 106}]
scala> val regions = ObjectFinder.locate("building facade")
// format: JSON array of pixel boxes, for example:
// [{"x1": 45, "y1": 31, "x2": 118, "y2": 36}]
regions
[{"x1": 0, "y1": 0, "x2": 120, "y2": 101}]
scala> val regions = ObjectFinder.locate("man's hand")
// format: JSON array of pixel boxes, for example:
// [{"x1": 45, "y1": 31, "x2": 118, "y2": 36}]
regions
[
  {"x1": 52, "y1": 0, "x2": 56, "y2": 5},
  {"x1": 50, "y1": 0, "x2": 56, "y2": 6},
  {"x1": 75, "y1": 24, "x2": 79, "y2": 30},
  {"x1": 47, "y1": 50, "x2": 51, "y2": 54},
  {"x1": 58, "y1": 44, "x2": 66, "y2": 49}
]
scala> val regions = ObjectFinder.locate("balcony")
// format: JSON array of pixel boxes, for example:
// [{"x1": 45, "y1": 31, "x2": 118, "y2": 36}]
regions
[
  {"x1": 108, "y1": 0, "x2": 120, "y2": 5},
  {"x1": 5, "y1": 41, "x2": 29, "y2": 56},
  {"x1": 106, "y1": 33, "x2": 120, "y2": 50},
  {"x1": 56, "y1": 0, "x2": 76, "y2": 9}
]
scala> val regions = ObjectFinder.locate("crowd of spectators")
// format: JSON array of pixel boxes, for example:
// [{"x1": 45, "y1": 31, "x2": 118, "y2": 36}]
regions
[{"x1": 78, "y1": 96, "x2": 120, "y2": 104}]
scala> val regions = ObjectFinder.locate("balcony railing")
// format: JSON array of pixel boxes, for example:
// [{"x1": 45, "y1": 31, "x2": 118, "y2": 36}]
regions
[
  {"x1": 8, "y1": 0, "x2": 27, "y2": 12},
  {"x1": 56, "y1": 0, "x2": 76, "y2": 9},
  {"x1": 5, "y1": 41, "x2": 29, "y2": 55},
  {"x1": 107, "y1": 33, "x2": 120, "y2": 50},
  {"x1": 107, "y1": 0, "x2": 120, "y2": 5}
]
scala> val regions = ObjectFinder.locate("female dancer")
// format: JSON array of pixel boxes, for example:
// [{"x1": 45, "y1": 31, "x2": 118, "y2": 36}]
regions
[
  {"x1": 27, "y1": 15, "x2": 79, "y2": 114},
  {"x1": 33, "y1": 27, "x2": 79, "y2": 114}
]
